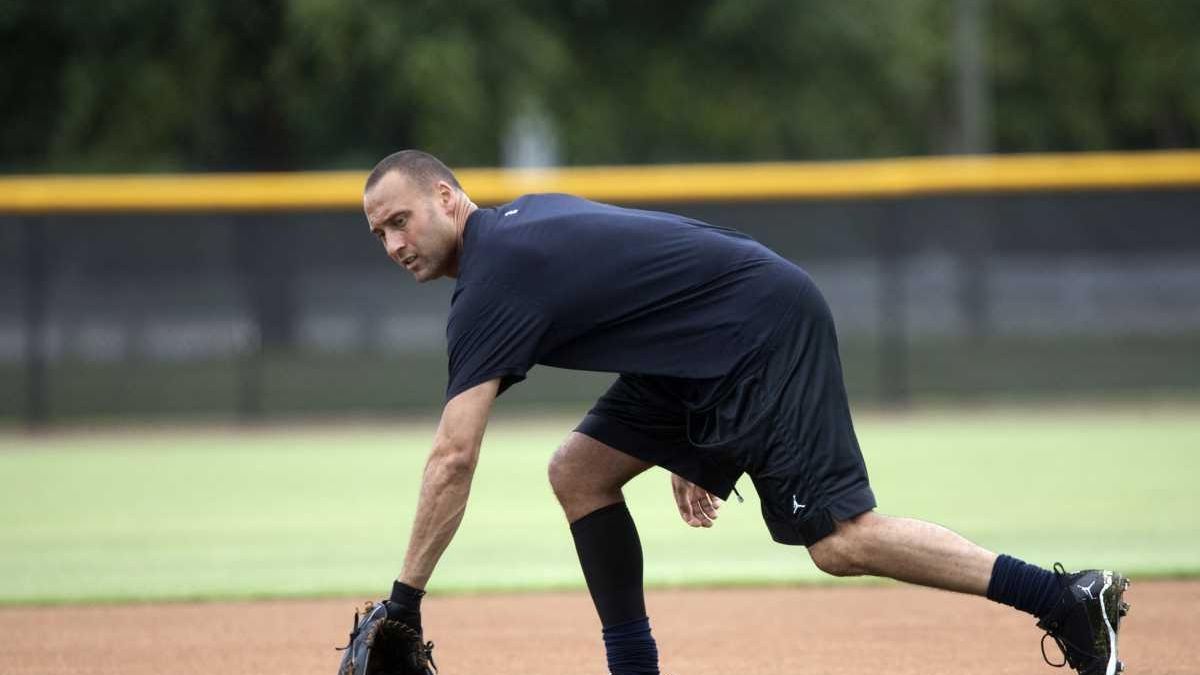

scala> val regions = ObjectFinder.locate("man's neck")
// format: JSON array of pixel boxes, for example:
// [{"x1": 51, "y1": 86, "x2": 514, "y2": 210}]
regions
[
  {"x1": 447, "y1": 195, "x2": 478, "y2": 279},
  {"x1": 454, "y1": 198, "x2": 478, "y2": 242}
]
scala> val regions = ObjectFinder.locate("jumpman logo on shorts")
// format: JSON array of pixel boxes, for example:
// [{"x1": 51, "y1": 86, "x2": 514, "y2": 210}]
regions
[{"x1": 792, "y1": 495, "x2": 805, "y2": 514}]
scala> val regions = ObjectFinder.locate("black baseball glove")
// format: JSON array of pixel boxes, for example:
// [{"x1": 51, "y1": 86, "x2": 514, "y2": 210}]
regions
[{"x1": 336, "y1": 601, "x2": 437, "y2": 675}]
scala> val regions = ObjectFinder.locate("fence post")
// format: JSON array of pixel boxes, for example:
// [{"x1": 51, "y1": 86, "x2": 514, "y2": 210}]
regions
[
  {"x1": 233, "y1": 216, "x2": 264, "y2": 421},
  {"x1": 960, "y1": 201, "x2": 991, "y2": 345},
  {"x1": 23, "y1": 216, "x2": 49, "y2": 428},
  {"x1": 878, "y1": 204, "x2": 910, "y2": 407}
]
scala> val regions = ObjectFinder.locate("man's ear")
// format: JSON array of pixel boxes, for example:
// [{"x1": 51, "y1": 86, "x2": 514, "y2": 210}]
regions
[{"x1": 436, "y1": 180, "x2": 456, "y2": 213}]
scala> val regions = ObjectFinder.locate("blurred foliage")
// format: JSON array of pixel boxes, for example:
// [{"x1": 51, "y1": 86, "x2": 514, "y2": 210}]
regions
[{"x1": 1, "y1": 0, "x2": 1197, "y2": 172}]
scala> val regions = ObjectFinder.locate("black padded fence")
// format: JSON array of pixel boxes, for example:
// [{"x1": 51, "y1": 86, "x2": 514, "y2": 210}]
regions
[{"x1": 2, "y1": 189, "x2": 1199, "y2": 426}]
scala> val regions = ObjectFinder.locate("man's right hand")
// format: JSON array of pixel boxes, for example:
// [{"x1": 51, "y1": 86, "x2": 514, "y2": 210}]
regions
[{"x1": 671, "y1": 473, "x2": 722, "y2": 528}]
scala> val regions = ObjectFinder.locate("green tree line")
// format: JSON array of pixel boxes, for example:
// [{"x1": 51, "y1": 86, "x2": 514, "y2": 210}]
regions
[{"x1": 2, "y1": 0, "x2": 1197, "y2": 173}]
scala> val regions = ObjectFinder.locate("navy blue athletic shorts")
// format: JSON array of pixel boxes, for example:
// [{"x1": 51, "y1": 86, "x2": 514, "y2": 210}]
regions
[{"x1": 575, "y1": 279, "x2": 876, "y2": 546}]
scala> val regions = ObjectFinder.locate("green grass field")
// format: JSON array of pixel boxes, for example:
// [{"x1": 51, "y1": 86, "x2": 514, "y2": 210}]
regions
[{"x1": 1, "y1": 404, "x2": 1197, "y2": 605}]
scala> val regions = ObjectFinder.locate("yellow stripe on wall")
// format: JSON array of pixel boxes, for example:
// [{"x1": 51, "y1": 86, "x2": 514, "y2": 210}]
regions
[{"x1": 1, "y1": 150, "x2": 1198, "y2": 213}]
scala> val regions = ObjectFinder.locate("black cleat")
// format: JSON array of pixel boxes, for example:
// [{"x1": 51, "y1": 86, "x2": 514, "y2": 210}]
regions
[{"x1": 1037, "y1": 564, "x2": 1130, "y2": 675}]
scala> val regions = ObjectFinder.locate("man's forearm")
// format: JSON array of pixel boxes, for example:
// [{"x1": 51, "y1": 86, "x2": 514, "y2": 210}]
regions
[
  {"x1": 396, "y1": 378, "x2": 499, "y2": 591},
  {"x1": 398, "y1": 444, "x2": 479, "y2": 589}
]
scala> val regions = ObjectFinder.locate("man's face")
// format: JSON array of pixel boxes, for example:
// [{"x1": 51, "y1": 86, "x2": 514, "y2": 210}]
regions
[{"x1": 363, "y1": 171, "x2": 459, "y2": 283}]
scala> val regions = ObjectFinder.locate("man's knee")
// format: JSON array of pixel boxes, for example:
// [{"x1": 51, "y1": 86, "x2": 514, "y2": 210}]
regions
[
  {"x1": 547, "y1": 435, "x2": 618, "y2": 505},
  {"x1": 807, "y1": 511, "x2": 877, "y2": 577},
  {"x1": 547, "y1": 432, "x2": 650, "y2": 517},
  {"x1": 547, "y1": 445, "x2": 579, "y2": 503}
]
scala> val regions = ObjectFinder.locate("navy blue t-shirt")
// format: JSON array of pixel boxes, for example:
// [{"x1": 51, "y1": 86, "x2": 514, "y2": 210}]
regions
[{"x1": 444, "y1": 194, "x2": 809, "y2": 403}]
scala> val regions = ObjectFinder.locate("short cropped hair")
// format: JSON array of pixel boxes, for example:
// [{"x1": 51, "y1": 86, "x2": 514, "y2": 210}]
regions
[{"x1": 364, "y1": 150, "x2": 462, "y2": 193}]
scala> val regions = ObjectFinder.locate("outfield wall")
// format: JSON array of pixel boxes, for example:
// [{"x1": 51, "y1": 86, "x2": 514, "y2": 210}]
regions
[{"x1": 2, "y1": 152, "x2": 1199, "y2": 424}]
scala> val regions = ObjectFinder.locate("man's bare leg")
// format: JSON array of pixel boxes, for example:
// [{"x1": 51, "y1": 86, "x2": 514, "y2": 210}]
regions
[
  {"x1": 549, "y1": 432, "x2": 660, "y2": 675},
  {"x1": 548, "y1": 431, "x2": 651, "y2": 521},
  {"x1": 807, "y1": 510, "x2": 997, "y2": 594},
  {"x1": 808, "y1": 509, "x2": 1131, "y2": 674}
]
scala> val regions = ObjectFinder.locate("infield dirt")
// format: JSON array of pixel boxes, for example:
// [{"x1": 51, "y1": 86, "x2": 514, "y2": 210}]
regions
[{"x1": 1, "y1": 581, "x2": 1195, "y2": 675}]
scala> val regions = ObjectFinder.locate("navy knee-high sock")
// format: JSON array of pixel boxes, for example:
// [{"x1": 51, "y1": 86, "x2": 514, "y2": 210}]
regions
[
  {"x1": 603, "y1": 617, "x2": 658, "y2": 675},
  {"x1": 570, "y1": 502, "x2": 659, "y2": 675},
  {"x1": 986, "y1": 553, "x2": 1061, "y2": 618}
]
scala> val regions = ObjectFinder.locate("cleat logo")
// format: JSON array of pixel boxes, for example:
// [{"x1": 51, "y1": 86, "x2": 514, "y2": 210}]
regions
[
  {"x1": 792, "y1": 495, "x2": 806, "y2": 514},
  {"x1": 1077, "y1": 580, "x2": 1097, "y2": 600}
]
